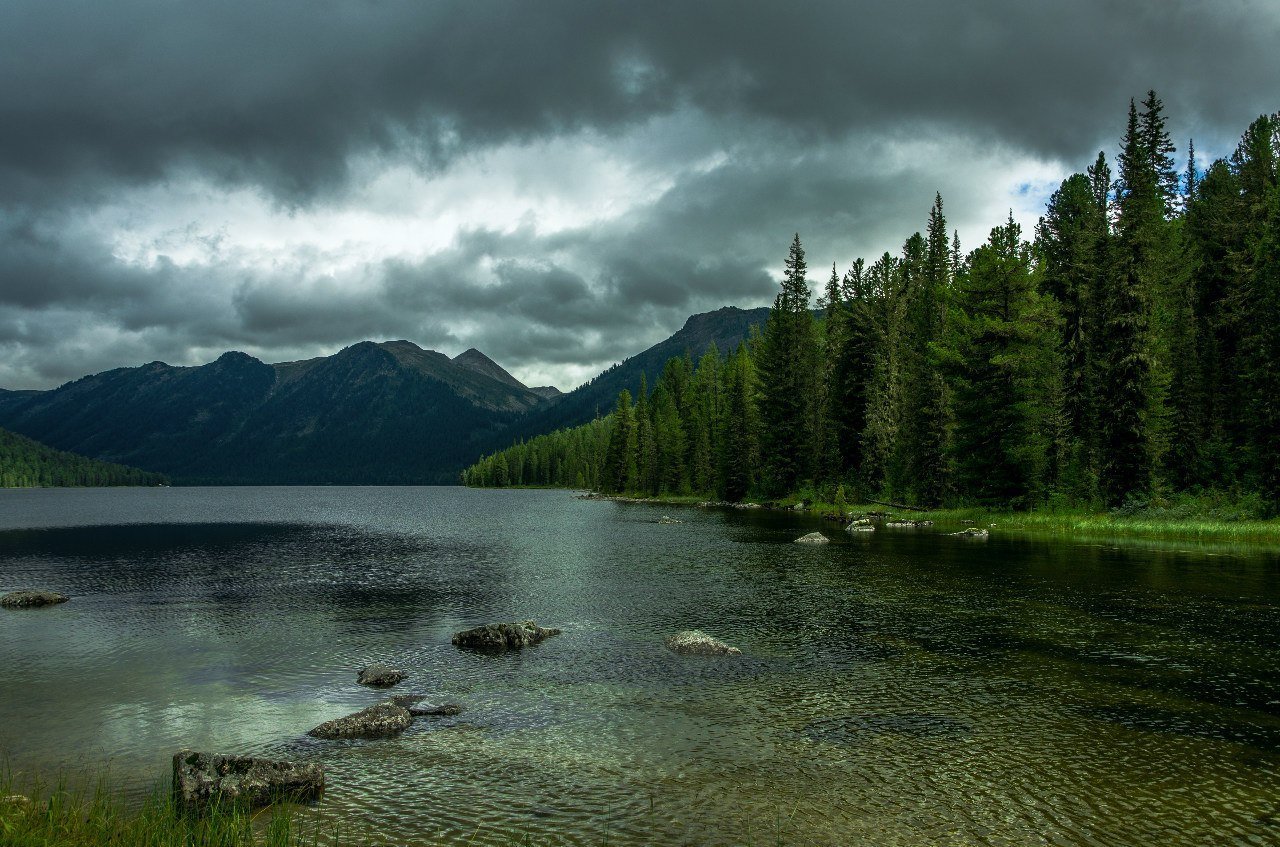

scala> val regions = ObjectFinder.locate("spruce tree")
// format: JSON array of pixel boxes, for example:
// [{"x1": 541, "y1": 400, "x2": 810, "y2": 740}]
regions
[
  {"x1": 756, "y1": 234, "x2": 820, "y2": 495},
  {"x1": 1100, "y1": 99, "x2": 1159, "y2": 505},
  {"x1": 603, "y1": 390, "x2": 637, "y2": 493},
  {"x1": 896, "y1": 195, "x2": 951, "y2": 506},
  {"x1": 942, "y1": 215, "x2": 1058, "y2": 506}
]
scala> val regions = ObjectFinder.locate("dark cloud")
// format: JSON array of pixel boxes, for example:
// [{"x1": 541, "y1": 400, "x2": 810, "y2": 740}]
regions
[
  {"x1": 0, "y1": 0, "x2": 1275, "y2": 390},
  {"x1": 2, "y1": 0, "x2": 1275, "y2": 204}
]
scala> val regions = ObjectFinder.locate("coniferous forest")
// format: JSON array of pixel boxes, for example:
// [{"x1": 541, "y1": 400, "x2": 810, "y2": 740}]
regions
[
  {"x1": 0, "y1": 427, "x2": 168, "y2": 488},
  {"x1": 464, "y1": 95, "x2": 1280, "y2": 514}
]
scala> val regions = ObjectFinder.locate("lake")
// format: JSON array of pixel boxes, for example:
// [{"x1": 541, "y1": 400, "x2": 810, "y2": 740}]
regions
[{"x1": 2, "y1": 486, "x2": 1279, "y2": 845}]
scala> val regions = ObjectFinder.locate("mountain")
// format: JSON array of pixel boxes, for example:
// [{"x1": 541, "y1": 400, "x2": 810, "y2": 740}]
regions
[
  {"x1": 451, "y1": 348, "x2": 526, "y2": 390},
  {"x1": 0, "y1": 427, "x2": 167, "y2": 487},
  {"x1": 476, "y1": 306, "x2": 770, "y2": 452},
  {"x1": 0, "y1": 306, "x2": 772, "y2": 485},
  {"x1": 0, "y1": 341, "x2": 547, "y2": 485}
]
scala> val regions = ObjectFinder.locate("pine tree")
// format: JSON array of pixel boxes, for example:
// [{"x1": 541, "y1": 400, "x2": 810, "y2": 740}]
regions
[
  {"x1": 756, "y1": 234, "x2": 820, "y2": 495},
  {"x1": 1099, "y1": 98, "x2": 1159, "y2": 505},
  {"x1": 896, "y1": 194, "x2": 951, "y2": 506},
  {"x1": 942, "y1": 215, "x2": 1059, "y2": 506},
  {"x1": 718, "y1": 342, "x2": 759, "y2": 501},
  {"x1": 603, "y1": 390, "x2": 637, "y2": 493},
  {"x1": 1038, "y1": 167, "x2": 1108, "y2": 498}
]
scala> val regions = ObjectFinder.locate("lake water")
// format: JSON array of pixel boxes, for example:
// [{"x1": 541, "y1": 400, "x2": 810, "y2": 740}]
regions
[{"x1": 2, "y1": 487, "x2": 1280, "y2": 846}]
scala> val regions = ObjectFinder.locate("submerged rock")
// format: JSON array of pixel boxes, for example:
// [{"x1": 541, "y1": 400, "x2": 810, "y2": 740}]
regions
[
  {"x1": 657, "y1": 515, "x2": 683, "y2": 524},
  {"x1": 356, "y1": 664, "x2": 406, "y2": 687},
  {"x1": 665, "y1": 630, "x2": 742, "y2": 656},
  {"x1": 846, "y1": 524, "x2": 875, "y2": 533},
  {"x1": 308, "y1": 701, "x2": 413, "y2": 739},
  {"x1": 795, "y1": 532, "x2": 830, "y2": 544},
  {"x1": 949, "y1": 527, "x2": 990, "y2": 539},
  {"x1": 451, "y1": 620, "x2": 561, "y2": 652},
  {"x1": 172, "y1": 750, "x2": 324, "y2": 810},
  {"x1": 1, "y1": 590, "x2": 69, "y2": 608},
  {"x1": 409, "y1": 702, "x2": 463, "y2": 717},
  {"x1": 884, "y1": 519, "x2": 934, "y2": 529}
]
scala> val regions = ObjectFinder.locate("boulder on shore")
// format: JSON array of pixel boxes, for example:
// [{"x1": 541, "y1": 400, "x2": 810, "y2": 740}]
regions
[
  {"x1": 1, "y1": 590, "x2": 69, "y2": 608},
  {"x1": 451, "y1": 620, "x2": 561, "y2": 652},
  {"x1": 172, "y1": 750, "x2": 324, "y2": 810},
  {"x1": 356, "y1": 664, "x2": 406, "y2": 687},
  {"x1": 308, "y1": 701, "x2": 413, "y2": 739},
  {"x1": 665, "y1": 630, "x2": 742, "y2": 656},
  {"x1": 795, "y1": 532, "x2": 830, "y2": 544}
]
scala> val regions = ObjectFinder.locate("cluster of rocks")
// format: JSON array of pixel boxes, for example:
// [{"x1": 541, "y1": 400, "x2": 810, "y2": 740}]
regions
[
  {"x1": 86, "y1": 608, "x2": 753, "y2": 817},
  {"x1": 1, "y1": 590, "x2": 69, "y2": 608},
  {"x1": 948, "y1": 527, "x2": 990, "y2": 539},
  {"x1": 883, "y1": 519, "x2": 935, "y2": 529}
]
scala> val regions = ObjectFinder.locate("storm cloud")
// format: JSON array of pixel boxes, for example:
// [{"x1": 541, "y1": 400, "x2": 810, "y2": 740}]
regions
[{"x1": 2, "y1": 0, "x2": 1277, "y2": 389}]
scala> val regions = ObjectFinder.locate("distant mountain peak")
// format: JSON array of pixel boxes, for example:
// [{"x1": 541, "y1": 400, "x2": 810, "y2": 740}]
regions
[{"x1": 452, "y1": 348, "x2": 527, "y2": 390}]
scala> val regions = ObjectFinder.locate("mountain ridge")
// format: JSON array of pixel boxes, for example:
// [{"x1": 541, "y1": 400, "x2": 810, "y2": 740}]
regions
[{"x1": 0, "y1": 307, "x2": 773, "y2": 484}]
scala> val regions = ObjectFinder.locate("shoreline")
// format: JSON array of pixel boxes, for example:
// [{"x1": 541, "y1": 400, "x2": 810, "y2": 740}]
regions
[{"x1": 569, "y1": 490, "x2": 1280, "y2": 547}]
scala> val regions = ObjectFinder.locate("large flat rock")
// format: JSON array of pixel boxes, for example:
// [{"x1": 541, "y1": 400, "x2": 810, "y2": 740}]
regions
[
  {"x1": 308, "y1": 702, "x2": 413, "y2": 739},
  {"x1": 172, "y1": 750, "x2": 324, "y2": 810},
  {"x1": 451, "y1": 620, "x2": 561, "y2": 652},
  {"x1": 1, "y1": 590, "x2": 69, "y2": 608}
]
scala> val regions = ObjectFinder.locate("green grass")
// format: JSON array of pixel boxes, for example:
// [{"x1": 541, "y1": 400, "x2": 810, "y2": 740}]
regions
[
  {"x1": 910, "y1": 505, "x2": 1280, "y2": 544},
  {"x1": 594, "y1": 489, "x2": 1280, "y2": 545},
  {"x1": 0, "y1": 771, "x2": 346, "y2": 847}
]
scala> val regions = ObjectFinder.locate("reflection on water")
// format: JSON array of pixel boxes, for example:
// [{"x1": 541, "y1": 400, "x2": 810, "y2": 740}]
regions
[{"x1": 2, "y1": 486, "x2": 1280, "y2": 845}]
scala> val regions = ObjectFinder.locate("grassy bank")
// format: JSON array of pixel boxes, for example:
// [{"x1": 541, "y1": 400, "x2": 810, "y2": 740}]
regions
[
  {"x1": 0, "y1": 774, "x2": 342, "y2": 847},
  {"x1": 587, "y1": 489, "x2": 1280, "y2": 545}
]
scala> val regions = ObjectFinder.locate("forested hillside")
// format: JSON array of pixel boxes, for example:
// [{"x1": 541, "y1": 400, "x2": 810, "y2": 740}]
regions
[
  {"x1": 0, "y1": 427, "x2": 167, "y2": 487},
  {"x1": 465, "y1": 95, "x2": 1280, "y2": 514}
]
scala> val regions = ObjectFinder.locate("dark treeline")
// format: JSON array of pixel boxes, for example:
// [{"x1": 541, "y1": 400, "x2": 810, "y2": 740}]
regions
[
  {"x1": 465, "y1": 94, "x2": 1280, "y2": 513},
  {"x1": 0, "y1": 427, "x2": 168, "y2": 488}
]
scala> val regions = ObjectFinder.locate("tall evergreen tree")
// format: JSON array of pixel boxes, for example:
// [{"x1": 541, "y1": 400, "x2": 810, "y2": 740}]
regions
[
  {"x1": 602, "y1": 390, "x2": 637, "y2": 493},
  {"x1": 755, "y1": 234, "x2": 820, "y2": 494},
  {"x1": 1099, "y1": 99, "x2": 1160, "y2": 505},
  {"x1": 942, "y1": 215, "x2": 1059, "y2": 506},
  {"x1": 718, "y1": 342, "x2": 759, "y2": 501},
  {"x1": 897, "y1": 195, "x2": 951, "y2": 505}
]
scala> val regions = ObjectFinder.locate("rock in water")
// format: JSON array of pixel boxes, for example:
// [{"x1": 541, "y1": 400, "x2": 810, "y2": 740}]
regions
[
  {"x1": 451, "y1": 620, "x2": 561, "y2": 652},
  {"x1": 172, "y1": 751, "x2": 324, "y2": 810},
  {"x1": 409, "y1": 702, "x2": 463, "y2": 717},
  {"x1": 1, "y1": 590, "x2": 69, "y2": 608},
  {"x1": 948, "y1": 527, "x2": 990, "y2": 538},
  {"x1": 795, "y1": 532, "x2": 829, "y2": 544},
  {"x1": 387, "y1": 694, "x2": 463, "y2": 716},
  {"x1": 665, "y1": 630, "x2": 742, "y2": 656},
  {"x1": 308, "y1": 702, "x2": 413, "y2": 739},
  {"x1": 356, "y1": 664, "x2": 406, "y2": 687}
]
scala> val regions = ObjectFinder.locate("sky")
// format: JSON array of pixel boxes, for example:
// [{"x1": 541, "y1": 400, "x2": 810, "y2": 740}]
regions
[{"x1": 2, "y1": 1, "x2": 1278, "y2": 392}]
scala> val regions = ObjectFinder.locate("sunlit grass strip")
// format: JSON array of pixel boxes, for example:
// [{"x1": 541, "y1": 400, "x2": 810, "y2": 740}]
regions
[
  {"x1": 916, "y1": 507, "x2": 1280, "y2": 544},
  {"x1": 0, "y1": 771, "x2": 345, "y2": 847}
]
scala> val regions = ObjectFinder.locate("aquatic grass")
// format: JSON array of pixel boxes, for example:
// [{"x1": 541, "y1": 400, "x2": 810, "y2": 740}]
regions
[{"x1": 0, "y1": 767, "x2": 348, "y2": 847}]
